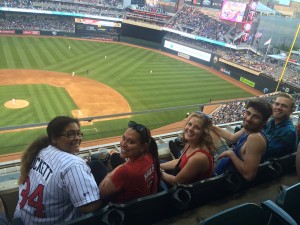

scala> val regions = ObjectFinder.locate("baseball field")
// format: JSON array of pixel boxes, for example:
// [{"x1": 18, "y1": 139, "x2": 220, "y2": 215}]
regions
[{"x1": 0, "y1": 36, "x2": 254, "y2": 154}]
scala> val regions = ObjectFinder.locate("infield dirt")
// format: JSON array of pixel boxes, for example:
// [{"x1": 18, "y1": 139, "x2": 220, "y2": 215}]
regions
[{"x1": 0, "y1": 41, "x2": 262, "y2": 162}]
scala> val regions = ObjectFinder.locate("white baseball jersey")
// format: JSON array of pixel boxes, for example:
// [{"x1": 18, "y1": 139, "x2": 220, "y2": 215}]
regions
[{"x1": 14, "y1": 145, "x2": 100, "y2": 225}]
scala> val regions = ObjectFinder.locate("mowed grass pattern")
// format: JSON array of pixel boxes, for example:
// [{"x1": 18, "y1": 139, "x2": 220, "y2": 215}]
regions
[
  {"x1": 0, "y1": 85, "x2": 77, "y2": 127},
  {"x1": 0, "y1": 36, "x2": 253, "y2": 153}
]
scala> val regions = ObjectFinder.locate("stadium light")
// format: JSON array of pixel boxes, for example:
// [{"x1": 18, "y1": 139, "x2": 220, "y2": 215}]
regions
[{"x1": 275, "y1": 23, "x2": 300, "y2": 92}]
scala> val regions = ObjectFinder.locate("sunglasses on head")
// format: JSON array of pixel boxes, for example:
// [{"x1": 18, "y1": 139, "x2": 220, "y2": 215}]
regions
[
  {"x1": 128, "y1": 121, "x2": 150, "y2": 143},
  {"x1": 194, "y1": 111, "x2": 212, "y2": 120}
]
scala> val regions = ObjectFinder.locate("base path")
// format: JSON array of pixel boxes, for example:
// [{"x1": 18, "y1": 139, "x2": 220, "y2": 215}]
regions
[
  {"x1": 0, "y1": 69, "x2": 131, "y2": 118},
  {"x1": 0, "y1": 39, "x2": 262, "y2": 162}
]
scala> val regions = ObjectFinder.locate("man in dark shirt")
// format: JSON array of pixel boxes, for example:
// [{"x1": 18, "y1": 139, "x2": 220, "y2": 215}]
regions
[{"x1": 264, "y1": 92, "x2": 297, "y2": 159}]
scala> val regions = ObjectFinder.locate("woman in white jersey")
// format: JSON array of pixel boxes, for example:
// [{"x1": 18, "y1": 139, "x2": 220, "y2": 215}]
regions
[{"x1": 14, "y1": 116, "x2": 101, "y2": 225}]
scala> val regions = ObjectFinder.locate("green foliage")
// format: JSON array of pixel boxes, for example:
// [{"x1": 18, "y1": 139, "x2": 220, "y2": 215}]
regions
[{"x1": 0, "y1": 36, "x2": 253, "y2": 153}]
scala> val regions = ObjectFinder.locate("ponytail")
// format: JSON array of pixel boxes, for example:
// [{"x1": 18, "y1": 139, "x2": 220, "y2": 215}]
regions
[
  {"x1": 148, "y1": 137, "x2": 161, "y2": 181},
  {"x1": 19, "y1": 136, "x2": 49, "y2": 184}
]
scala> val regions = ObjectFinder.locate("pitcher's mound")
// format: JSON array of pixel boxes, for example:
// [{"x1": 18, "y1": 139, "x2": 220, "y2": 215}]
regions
[{"x1": 4, "y1": 99, "x2": 29, "y2": 109}]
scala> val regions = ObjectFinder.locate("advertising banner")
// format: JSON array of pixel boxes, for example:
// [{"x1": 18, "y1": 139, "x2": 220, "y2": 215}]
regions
[
  {"x1": 23, "y1": 30, "x2": 40, "y2": 35},
  {"x1": 0, "y1": 30, "x2": 15, "y2": 34}
]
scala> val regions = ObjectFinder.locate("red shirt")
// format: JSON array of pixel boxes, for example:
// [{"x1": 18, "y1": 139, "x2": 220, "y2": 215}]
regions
[
  {"x1": 110, "y1": 153, "x2": 158, "y2": 203},
  {"x1": 179, "y1": 148, "x2": 214, "y2": 183}
]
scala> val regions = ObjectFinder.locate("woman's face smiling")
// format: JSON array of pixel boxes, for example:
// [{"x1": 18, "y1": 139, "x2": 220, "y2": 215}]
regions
[
  {"x1": 120, "y1": 128, "x2": 146, "y2": 160},
  {"x1": 52, "y1": 122, "x2": 82, "y2": 154},
  {"x1": 184, "y1": 116, "x2": 203, "y2": 144}
]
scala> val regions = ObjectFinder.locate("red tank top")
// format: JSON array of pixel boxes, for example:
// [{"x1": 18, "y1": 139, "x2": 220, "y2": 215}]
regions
[{"x1": 179, "y1": 147, "x2": 213, "y2": 182}]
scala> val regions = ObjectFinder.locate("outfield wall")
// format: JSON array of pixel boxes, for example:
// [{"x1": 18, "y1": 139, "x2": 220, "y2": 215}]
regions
[
  {"x1": 211, "y1": 57, "x2": 300, "y2": 94},
  {"x1": 160, "y1": 38, "x2": 300, "y2": 95}
]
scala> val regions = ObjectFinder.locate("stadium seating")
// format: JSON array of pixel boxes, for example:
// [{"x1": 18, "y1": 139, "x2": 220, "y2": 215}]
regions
[
  {"x1": 108, "y1": 186, "x2": 180, "y2": 225},
  {"x1": 198, "y1": 200, "x2": 297, "y2": 225},
  {"x1": 276, "y1": 182, "x2": 300, "y2": 223},
  {"x1": 54, "y1": 205, "x2": 124, "y2": 225},
  {"x1": 269, "y1": 152, "x2": 297, "y2": 175},
  {"x1": 222, "y1": 161, "x2": 275, "y2": 193},
  {"x1": 261, "y1": 200, "x2": 297, "y2": 225},
  {"x1": 177, "y1": 173, "x2": 227, "y2": 206}
]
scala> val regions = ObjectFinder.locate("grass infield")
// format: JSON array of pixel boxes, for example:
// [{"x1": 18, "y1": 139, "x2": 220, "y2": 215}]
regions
[{"x1": 0, "y1": 36, "x2": 253, "y2": 154}]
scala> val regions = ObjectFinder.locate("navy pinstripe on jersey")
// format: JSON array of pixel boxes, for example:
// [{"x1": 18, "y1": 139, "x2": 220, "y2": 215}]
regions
[{"x1": 14, "y1": 145, "x2": 100, "y2": 225}]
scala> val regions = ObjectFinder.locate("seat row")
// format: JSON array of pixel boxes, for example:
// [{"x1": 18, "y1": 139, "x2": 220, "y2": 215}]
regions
[
  {"x1": 27, "y1": 152, "x2": 295, "y2": 225},
  {"x1": 200, "y1": 181, "x2": 300, "y2": 225}
]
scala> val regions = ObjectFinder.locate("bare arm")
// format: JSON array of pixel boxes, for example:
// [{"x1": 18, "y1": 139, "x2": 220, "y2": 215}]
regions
[
  {"x1": 160, "y1": 159, "x2": 180, "y2": 171},
  {"x1": 79, "y1": 200, "x2": 102, "y2": 214},
  {"x1": 162, "y1": 153, "x2": 209, "y2": 185},
  {"x1": 99, "y1": 173, "x2": 117, "y2": 201},
  {"x1": 218, "y1": 133, "x2": 266, "y2": 181},
  {"x1": 296, "y1": 143, "x2": 300, "y2": 180},
  {"x1": 212, "y1": 125, "x2": 244, "y2": 144}
]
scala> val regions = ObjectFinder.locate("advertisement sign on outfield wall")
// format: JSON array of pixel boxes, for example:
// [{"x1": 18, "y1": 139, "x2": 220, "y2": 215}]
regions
[
  {"x1": 23, "y1": 30, "x2": 40, "y2": 35},
  {"x1": 212, "y1": 54, "x2": 300, "y2": 94},
  {"x1": 240, "y1": 77, "x2": 255, "y2": 87},
  {"x1": 164, "y1": 40, "x2": 211, "y2": 62},
  {"x1": 0, "y1": 30, "x2": 15, "y2": 34}
]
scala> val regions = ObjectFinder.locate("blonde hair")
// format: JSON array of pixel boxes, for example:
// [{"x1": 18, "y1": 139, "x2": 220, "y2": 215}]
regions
[{"x1": 182, "y1": 112, "x2": 215, "y2": 154}]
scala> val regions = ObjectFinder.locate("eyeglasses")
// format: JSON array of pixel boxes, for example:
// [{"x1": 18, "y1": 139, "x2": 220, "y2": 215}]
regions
[
  {"x1": 194, "y1": 111, "x2": 212, "y2": 120},
  {"x1": 128, "y1": 121, "x2": 150, "y2": 143},
  {"x1": 60, "y1": 132, "x2": 83, "y2": 139}
]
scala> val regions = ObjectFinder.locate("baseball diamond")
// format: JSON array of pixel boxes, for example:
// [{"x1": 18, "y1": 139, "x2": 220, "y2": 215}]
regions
[{"x1": 0, "y1": 36, "x2": 256, "y2": 155}]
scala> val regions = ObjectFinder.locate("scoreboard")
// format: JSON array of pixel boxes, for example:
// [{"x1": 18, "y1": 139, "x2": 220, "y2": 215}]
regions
[{"x1": 75, "y1": 18, "x2": 121, "y2": 38}]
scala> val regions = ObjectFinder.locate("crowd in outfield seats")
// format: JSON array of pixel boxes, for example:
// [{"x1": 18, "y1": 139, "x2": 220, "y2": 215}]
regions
[
  {"x1": 165, "y1": 5, "x2": 242, "y2": 43},
  {"x1": 0, "y1": 1, "x2": 299, "y2": 88},
  {"x1": 211, "y1": 93, "x2": 300, "y2": 125},
  {"x1": 0, "y1": 0, "x2": 124, "y2": 18},
  {"x1": 0, "y1": 14, "x2": 75, "y2": 32},
  {"x1": 164, "y1": 33, "x2": 300, "y2": 89}
]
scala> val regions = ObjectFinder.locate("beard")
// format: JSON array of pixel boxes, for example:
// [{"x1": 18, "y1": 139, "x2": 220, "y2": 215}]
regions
[{"x1": 243, "y1": 121, "x2": 263, "y2": 133}]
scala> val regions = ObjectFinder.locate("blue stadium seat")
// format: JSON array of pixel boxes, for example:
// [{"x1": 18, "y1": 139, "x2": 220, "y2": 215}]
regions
[
  {"x1": 198, "y1": 201, "x2": 297, "y2": 225},
  {"x1": 276, "y1": 182, "x2": 300, "y2": 223},
  {"x1": 261, "y1": 200, "x2": 297, "y2": 225}
]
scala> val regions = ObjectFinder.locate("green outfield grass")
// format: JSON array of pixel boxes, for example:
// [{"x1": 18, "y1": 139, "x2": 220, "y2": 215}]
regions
[{"x1": 0, "y1": 36, "x2": 254, "y2": 154}]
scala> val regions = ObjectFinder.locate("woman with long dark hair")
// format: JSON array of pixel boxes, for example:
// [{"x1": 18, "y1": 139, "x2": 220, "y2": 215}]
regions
[
  {"x1": 99, "y1": 121, "x2": 160, "y2": 203},
  {"x1": 14, "y1": 116, "x2": 101, "y2": 225}
]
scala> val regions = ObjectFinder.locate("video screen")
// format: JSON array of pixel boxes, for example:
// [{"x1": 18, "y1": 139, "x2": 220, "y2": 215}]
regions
[
  {"x1": 220, "y1": 1, "x2": 247, "y2": 23},
  {"x1": 75, "y1": 18, "x2": 121, "y2": 27}
]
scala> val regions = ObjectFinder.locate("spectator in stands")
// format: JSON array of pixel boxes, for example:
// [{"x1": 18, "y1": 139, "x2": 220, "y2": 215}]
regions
[
  {"x1": 264, "y1": 92, "x2": 297, "y2": 159},
  {"x1": 160, "y1": 111, "x2": 215, "y2": 186},
  {"x1": 296, "y1": 143, "x2": 300, "y2": 180},
  {"x1": 213, "y1": 99, "x2": 272, "y2": 181},
  {"x1": 99, "y1": 121, "x2": 160, "y2": 203},
  {"x1": 14, "y1": 116, "x2": 101, "y2": 225}
]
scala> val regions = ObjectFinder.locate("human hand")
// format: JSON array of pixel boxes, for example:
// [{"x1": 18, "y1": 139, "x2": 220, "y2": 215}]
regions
[{"x1": 218, "y1": 149, "x2": 234, "y2": 159}]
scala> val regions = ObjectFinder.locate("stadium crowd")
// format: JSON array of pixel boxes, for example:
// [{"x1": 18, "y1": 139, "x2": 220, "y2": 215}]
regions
[
  {"x1": 164, "y1": 32, "x2": 300, "y2": 89},
  {"x1": 0, "y1": 13, "x2": 75, "y2": 32},
  {"x1": 211, "y1": 93, "x2": 300, "y2": 125},
  {"x1": 0, "y1": 0, "x2": 124, "y2": 18},
  {"x1": 165, "y1": 5, "x2": 242, "y2": 43}
]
